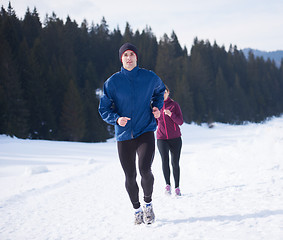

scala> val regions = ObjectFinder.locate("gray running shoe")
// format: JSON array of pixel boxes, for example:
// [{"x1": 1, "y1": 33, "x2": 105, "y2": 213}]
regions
[
  {"x1": 143, "y1": 203, "x2": 155, "y2": 224},
  {"x1": 134, "y1": 210, "x2": 144, "y2": 225}
]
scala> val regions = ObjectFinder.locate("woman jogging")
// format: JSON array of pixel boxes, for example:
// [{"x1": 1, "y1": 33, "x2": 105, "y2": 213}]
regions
[
  {"x1": 157, "y1": 85, "x2": 184, "y2": 196},
  {"x1": 99, "y1": 43, "x2": 165, "y2": 224}
]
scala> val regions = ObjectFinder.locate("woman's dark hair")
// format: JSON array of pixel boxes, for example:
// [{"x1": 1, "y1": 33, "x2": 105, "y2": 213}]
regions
[{"x1": 165, "y1": 84, "x2": 170, "y2": 92}]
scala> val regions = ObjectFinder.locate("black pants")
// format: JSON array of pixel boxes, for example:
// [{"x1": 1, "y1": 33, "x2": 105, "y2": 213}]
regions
[
  {"x1": 117, "y1": 131, "x2": 155, "y2": 209},
  {"x1": 157, "y1": 137, "x2": 182, "y2": 188}
]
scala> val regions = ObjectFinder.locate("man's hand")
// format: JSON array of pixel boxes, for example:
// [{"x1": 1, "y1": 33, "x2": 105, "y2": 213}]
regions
[
  {"x1": 117, "y1": 117, "x2": 131, "y2": 127},
  {"x1": 152, "y1": 107, "x2": 160, "y2": 119}
]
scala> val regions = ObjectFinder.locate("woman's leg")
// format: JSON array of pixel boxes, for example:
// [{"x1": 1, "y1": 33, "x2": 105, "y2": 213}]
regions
[
  {"x1": 157, "y1": 139, "x2": 171, "y2": 186},
  {"x1": 168, "y1": 137, "x2": 182, "y2": 188}
]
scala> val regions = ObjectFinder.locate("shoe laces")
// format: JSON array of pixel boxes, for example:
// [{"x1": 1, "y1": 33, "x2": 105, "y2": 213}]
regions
[
  {"x1": 144, "y1": 203, "x2": 152, "y2": 210},
  {"x1": 135, "y1": 211, "x2": 144, "y2": 224}
]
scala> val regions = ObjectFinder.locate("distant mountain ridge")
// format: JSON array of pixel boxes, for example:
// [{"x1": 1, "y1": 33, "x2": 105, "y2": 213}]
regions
[{"x1": 242, "y1": 48, "x2": 283, "y2": 67}]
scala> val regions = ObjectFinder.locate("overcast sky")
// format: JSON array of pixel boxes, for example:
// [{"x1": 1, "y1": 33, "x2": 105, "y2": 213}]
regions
[{"x1": 3, "y1": 0, "x2": 283, "y2": 51}]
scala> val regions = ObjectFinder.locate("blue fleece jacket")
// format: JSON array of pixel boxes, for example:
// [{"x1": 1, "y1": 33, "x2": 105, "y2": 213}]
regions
[{"x1": 99, "y1": 66, "x2": 165, "y2": 141}]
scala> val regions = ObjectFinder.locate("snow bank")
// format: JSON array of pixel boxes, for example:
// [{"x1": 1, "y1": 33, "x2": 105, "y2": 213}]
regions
[{"x1": 24, "y1": 166, "x2": 49, "y2": 176}]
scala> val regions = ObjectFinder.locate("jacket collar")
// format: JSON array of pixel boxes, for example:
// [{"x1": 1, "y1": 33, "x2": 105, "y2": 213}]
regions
[
  {"x1": 164, "y1": 97, "x2": 173, "y2": 104},
  {"x1": 121, "y1": 65, "x2": 139, "y2": 77}
]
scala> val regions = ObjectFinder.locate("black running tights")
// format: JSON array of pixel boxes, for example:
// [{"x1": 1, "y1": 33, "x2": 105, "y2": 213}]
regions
[
  {"x1": 117, "y1": 131, "x2": 155, "y2": 209},
  {"x1": 157, "y1": 137, "x2": 182, "y2": 188}
]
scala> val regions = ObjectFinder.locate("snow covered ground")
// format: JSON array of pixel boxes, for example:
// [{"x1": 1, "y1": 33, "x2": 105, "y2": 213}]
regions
[{"x1": 0, "y1": 116, "x2": 283, "y2": 240}]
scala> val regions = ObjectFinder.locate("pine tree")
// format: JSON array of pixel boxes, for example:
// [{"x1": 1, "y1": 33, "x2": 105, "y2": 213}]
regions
[
  {"x1": 60, "y1": 79, "x2": 85, "y2": 141},
  {"x1": 155, "y1": 34, "x2": 175, "y2": 87},
  {"x1": 24, "y1": 38, "x2": 56, "y2": 139},
  {"x1": 231, "y1": 74, "x2": 249, "y2": 123},
  {"x1": 0, "y1": 38, "x2": 29, "y2": 137},
  {"x1": 123, "y1": 22, "x2": 134, "y2": 43},
  {"x1": 174, "y1": 56, "x2": 194, "y2": 123},
  {"x1": 1, "y1": 2, "x2": 22, "y2": 56},
  {"x1": 189, "y1": 40, "x2": 213, "y2": 123},
  {"x1": 22, "y1": 7, "x2": 41, "y2": 48},
  {"x1": 214, "y1": 67, "x2": 231, "y2": 122},
  {"x1": 136, "y1": 26, "x2": 158, "y2": 70}
]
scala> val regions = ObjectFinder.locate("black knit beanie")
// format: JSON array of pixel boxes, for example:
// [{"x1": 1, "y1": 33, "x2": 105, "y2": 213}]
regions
[{"x1": 119, "y1": 42, "x2": 138, "y2": 62}]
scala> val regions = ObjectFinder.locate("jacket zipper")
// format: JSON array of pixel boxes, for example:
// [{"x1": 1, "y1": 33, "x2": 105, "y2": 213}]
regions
[
  {"x1": 129, "y1": 74, "x2": 134, "y2": 139},
  {"x1": 163, "y1": 110, "x2": 169, "y2": 139}
]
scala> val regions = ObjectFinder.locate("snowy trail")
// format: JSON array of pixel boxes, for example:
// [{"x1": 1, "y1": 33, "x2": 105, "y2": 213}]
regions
[{"x1": 0, "y1": 117, "x2": 283, "y2": 240}]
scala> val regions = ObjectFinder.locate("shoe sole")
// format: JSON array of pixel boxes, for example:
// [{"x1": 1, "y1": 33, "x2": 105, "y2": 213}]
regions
[{"x1": 144, "y1": 216, "x2": 155, "y2": 225}]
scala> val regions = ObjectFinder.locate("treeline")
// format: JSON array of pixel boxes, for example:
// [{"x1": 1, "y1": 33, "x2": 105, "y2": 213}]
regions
[{"x1": 1, "y1": 3, "x2": 283, "y2": 142}]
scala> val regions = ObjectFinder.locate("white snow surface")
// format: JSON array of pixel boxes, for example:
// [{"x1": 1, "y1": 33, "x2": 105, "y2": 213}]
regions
[{"x1": 0, "y1": 116, "x2": 283, "y2": 240}]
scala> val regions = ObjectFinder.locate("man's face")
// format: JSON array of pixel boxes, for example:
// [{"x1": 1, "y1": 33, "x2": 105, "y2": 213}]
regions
[{"x1": 121, "y1": 50, "x2": 137, "y2": 71}]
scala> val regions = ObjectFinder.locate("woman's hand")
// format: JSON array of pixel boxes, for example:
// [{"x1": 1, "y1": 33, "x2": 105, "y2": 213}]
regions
[{"x1": 164, "y1": 109, "x2": 172, "y2": 117}]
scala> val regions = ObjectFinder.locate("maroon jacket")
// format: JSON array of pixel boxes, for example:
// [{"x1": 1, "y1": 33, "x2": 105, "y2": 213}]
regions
[{"x1": 156, "y1": 97, "x2": 183, "y2": 140}]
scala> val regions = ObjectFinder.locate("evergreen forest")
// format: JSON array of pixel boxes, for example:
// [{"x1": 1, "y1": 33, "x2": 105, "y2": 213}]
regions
[{"x1": 1, "y1": 3, "x2": 283, "y2": 142}]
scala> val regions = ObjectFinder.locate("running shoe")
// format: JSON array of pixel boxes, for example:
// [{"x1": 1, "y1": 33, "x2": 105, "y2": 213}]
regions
[
  {"x1": 143, "y1": 203, "x2": 155, "y2": 224},
  {"x1": 165, "y1": 184, "x2": 171, "y2": 195},
  {"x1": 175, "y1": 187, "x2": 181, "y2": 196},
  {"x1": 134, "y1": 209, "x2": 144, "y2": 225}
]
